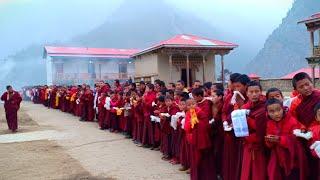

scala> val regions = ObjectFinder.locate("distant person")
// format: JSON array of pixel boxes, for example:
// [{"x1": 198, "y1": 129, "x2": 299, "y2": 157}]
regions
[{"x1": 1, "y1": 85, "x2": 22, "y2": 133}]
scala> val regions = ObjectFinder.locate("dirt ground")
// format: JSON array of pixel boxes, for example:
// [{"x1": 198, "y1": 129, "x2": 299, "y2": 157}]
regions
[
  {"x1": 0, "y1": 102, "x2": 189, "y2": 180},
  {"x1": 0, "y1": 140, "x2": 107, "y2": 180}
]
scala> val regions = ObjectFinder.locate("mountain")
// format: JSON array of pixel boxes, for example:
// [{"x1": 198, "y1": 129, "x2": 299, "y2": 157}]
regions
[
  {"x1": 245, "y1": 0, "x2": 320, "y2": 78},
  {"x1": 69, "y1": 0, "x2": 222, "y2": 49}
]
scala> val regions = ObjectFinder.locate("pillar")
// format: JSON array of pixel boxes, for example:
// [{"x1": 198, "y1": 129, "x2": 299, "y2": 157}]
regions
[
  {"x1": 311, "y1": 64, "x2": 316, "y2": 86},
  {"x1": 186, "y1": 54, "x2": 190, "y2": 87},
  {"x1": 202, "y1": 54, "x2": 206, "y2": 84},
  {"x1": 311, "y1": 31, "x2": 315, "y2": 56},
  {"x1": 169, "y1": 54, "x2": 173, "y2": 82},
  {"x1": 221, "y1": 55, "x2": 225, "y2": 85},
  {"x1": 318, "y1": 30, "x2": 320, "y2": 46}
]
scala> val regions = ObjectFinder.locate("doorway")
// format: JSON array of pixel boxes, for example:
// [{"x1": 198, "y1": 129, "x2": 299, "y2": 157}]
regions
[{"x1": 181, "y1": 68, "x2": 192, "y2": 87}]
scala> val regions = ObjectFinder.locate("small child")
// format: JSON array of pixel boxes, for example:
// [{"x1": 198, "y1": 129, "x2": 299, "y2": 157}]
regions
[{"x1": 265, "y1": 98, "x2": 307, "y2": 180}]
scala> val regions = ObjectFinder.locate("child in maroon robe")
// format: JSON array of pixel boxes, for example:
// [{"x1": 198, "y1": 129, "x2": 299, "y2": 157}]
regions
[
  {"x1": 98, "y1": 92, "x2": 107, "y2": 129},
  {"x1": 142, "y1": 84, "x2": 157, "y2": 148},
  {"x1": 240, "y1": 81, "x2": 267, "y2": 180},
  {"x1": 109, "y1": 91, "x2": 122, "y2": 132},
  {"x1": 210, "y1": 89, "x2": 224, "y2": 178},
  {"x1": 221, "y1": 73, "x2": 249, "y2": 180},
  {"x1": 177, "y1": 98, "x2": 190, "y2": 172},
  {"x1": 188, "y1": 87, "x2": 216, "y2": 180},
  {"x1": 160, "y1": 95, "x2": 179, "y2": 161},
  {"x1": 292, "y1": 72, "x2": 320, "y2": 179},
  {"x1": 152, "y1": 94, "x2": 166, "y2": 150},
  {"x1": 1, "y1": 85, "x2": 22, "y2": 132},
  {"x1": 265, "y1": 98, "x2": 308, "y2": 180}
]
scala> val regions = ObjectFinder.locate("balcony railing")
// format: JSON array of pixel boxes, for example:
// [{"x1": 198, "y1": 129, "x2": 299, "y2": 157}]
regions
[
  {"x1": 314, "y1": 46, "x2": 320, "y2": 57},
  {"x1": 54, "y1": 73, "x2": 134, "y2": 84}
]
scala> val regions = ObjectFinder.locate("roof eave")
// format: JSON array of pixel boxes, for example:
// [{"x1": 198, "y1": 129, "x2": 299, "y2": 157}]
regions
[{"x1": 131, "y1": 44, "x2": 238, "y2": 58}]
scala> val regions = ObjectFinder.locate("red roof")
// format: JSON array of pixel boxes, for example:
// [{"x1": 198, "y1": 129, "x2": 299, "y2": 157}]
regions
[
  {"x1": 281, "y1": 67, "x2": 320, "y2": 79},
  {"x1": 298, "y1": 12, "x2": 320, "y2": 24},
  {"x1": 248, "y1": 73, "x2": 260, "y2": 79},
  {"x1": 132, "y1": 34, "x2": 238, "y2": 57},
  {"x1": 44, "y1": 46, "x2": 140, "y2": 59}
]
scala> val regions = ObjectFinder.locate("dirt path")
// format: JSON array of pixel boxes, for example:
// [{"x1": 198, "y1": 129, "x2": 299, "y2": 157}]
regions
[{"x1": 0, "y1": 102, "x2": 188, "y2": 180}]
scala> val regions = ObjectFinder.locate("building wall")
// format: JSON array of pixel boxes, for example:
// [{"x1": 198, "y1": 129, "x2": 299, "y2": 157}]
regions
[
  {"x1": 134, "y1": 53, "x2": 158, "y2": 78},
  {"x1": 259, "y1": 78, "x2": 320, "y2": 92},
  {"x1": 205, "y1": 54, "x2": 215, "y2": 82},
  {"x1": 158, "y1": 53, "x2": 171, "y2": 83}
]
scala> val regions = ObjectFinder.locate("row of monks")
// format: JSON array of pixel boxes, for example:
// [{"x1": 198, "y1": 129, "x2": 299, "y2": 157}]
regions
[{"x1": 25, "y1": 73, "x2": 320, "y2": 180}]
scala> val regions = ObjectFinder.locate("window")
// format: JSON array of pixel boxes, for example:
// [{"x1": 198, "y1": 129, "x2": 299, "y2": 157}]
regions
[{"x1": 56, "y1": 63, "x2": 63, "y2": 73}]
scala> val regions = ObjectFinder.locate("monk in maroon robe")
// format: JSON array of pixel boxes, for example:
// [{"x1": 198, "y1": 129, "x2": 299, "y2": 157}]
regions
[
  {"x1": 160, "y1": 95, "x2": 179, "y2": 160},
  {"x1": 240, "y1": 81, "x2": 267, "y2": 180},
  {"x1": 142, "y1": 84, "x2": 157, "y2": 147},
  {"x1": 221, "y1": 73, "x2": 249, "y2": 180},
  {"x1": 189, "y1": 88, "x2": 216, "y2": 180},
  {"x1": 265, "y1": 98, "x2": 308, "y2": 180},
  {"x1": 292, "y1": 72, "x2": 320, "y2": 179},
  {"x1": 1, "y1": 85, "x2": 22, "y2": 132},
  {"x1": 98, "y1": 93, "x2": 107, "y2": 129}
]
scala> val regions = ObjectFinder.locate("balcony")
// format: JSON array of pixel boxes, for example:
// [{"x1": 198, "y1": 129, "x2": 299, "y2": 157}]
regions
[
  {"x1": 314, "y1": 46, "x2": 320, "y2": 57},
  {"x1": 53, "y1": 73, "x2": 134, "y2": 85}
]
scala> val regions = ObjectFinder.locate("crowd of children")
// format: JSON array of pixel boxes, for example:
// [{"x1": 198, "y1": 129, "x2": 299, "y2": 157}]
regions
[{"x1": 24, "y1": 72, "x2": 320, "y2": 180}]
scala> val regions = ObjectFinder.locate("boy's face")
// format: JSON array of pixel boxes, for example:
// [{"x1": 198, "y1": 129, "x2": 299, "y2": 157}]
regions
[
  {"x1": 267, "y1": 103, "x2": 284, "y2": 122},
  {"x1": 186, "y1": 99, "x2": 196, "y2": 110},
  {"x1": 192, "y1": 94, "x2": 202, "y2": 103},
  {"x1": 247, "y1": 86, "x2": 261, "y2": 103},
  {"x1": 178, "y1": 101, "x2": 187, "y2": 111},
  {"x1": 296, "y1": 78, "x2": 313, "y2": 97},
  {"x1": 233, "y1": 82, "x2": 246, "y2": 94},
  {"x1": 316, "y1": 109, "x2": 320, "y2": 122},
  {"x1": 211, "y1": 92, "x2": 222, "y2": 104},
  {"x1": 267, "y1": 91, "x2": 284, "y2": 103},
  {"x1": 165, "y1": 99, "x2": 173, "y2": 107}
]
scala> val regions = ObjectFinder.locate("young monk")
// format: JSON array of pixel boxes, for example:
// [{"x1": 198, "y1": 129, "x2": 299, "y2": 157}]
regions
[
  {"x1": 160, "y1": 95, "x2": 179, "y2": 161},
  {"x1": 240, "y1": 81, "x2": 267, "y2": 180},
  {"x1": 177, "y1": 98, "x2": 190, "y2": 172},
  {"x1": 109, "y1": 91, "x2": 122, "y2": 132},
  {"x1": 265, "y1": 98, "x2": 308, "y2": 180},
  {"x1": 308, "y1": 103, "x2": 320, "y2": 158},
  {"x1": 292, "y1": 72, "x2": 320, "y2": 179},
  {"x1": 221, "y1": 73, "x2": 249, "y2": 180},
  {"x1": 188, "y1": 87, "x2": 216, "y2": 180},
  {"x1": 152, "y1": 95, "x2": 166, "y2": 150},
  {"x1": 142, "y1": 84, "x2": 157, "y2": 148},
  {"x1": 210, "y1": 89, "x2": 224, "y2": 178},
  {"x1": 97, "y1": 92, "x2": 107, "y2": 130}
]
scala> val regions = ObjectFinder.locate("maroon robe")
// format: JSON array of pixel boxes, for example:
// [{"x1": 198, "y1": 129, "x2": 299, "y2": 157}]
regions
[
  {"x1": 221, "y1": 93, "x2": 244, "y2": 180},
  {"x1": 179, "y1": 115, "x2": 191, "y2": 169},
  {"x1": 142, "y1": 91, "x2": 157, "y2": 146},
  {"x1": 98, "y1": 96, "x2": 106, "y2": 128},
  {"x1": 240, "y1": 96, "x2": 267, "y2": 180},
  {"x1": 85, "y1": 90, "x2": 95, "y2": 121},
  {"x1": 295, "y1": 90, "x2": 320, "y2": 179},
  {"x1": 190, "y1": 99, "x2": 216, "y2": 180},
  {"x1": 160, "y1": 104, "x2": 179, "y2": 157},
  {"x1": 266, "y1": 113, "x2": 308, "y2": 180},
  {"x1": 1, "y1": 91, "x2": 22, "y2": 131}
]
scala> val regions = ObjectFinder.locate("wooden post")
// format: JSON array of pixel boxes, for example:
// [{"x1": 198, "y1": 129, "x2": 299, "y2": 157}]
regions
[
  {"x1": 186, "y1": 54, "x2": 190, "y2": 87},
  {"x1": 311, "y1": 31, "x2": 315, "y2": 56},
  {"x1": 221, "y1": 55, "x2": 224, "y2": 85},
  {"x1": 202, "y1": 54, "x2": 206, "y2": 84},
  {"x1": 311, "y1": 64, "x2": 316, "y2": 86},
  {"x1": 318, "y1": 30, "x2": 320, "y2": 47},
  {"x1": 169, "y1": 54, "x2": 173, "y2": 82}
]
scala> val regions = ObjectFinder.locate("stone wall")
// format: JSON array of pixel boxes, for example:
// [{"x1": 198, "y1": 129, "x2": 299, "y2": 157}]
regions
[{"x1": 260, "y1": 78, "x2": 320, "y2": 92}]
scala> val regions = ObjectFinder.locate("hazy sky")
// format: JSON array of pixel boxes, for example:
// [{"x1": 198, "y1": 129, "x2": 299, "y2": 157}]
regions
[{"x1": 0, "y1": 0, "x2": 293, "y2": 59}]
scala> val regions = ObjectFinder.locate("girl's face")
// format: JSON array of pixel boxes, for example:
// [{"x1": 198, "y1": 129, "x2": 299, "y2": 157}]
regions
[
  {"x1": 267, "y1": 103, "x2": 284, "y2": 122},
  {"x1": 316, "y1": 109, "x2": 320, "y2": 122},
  {"x1": 267, "y1": 91, "x2": 284, "y2": 103},
  {"x1": 178, "y1": 101, "x2": 187, "y2": 111}
]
